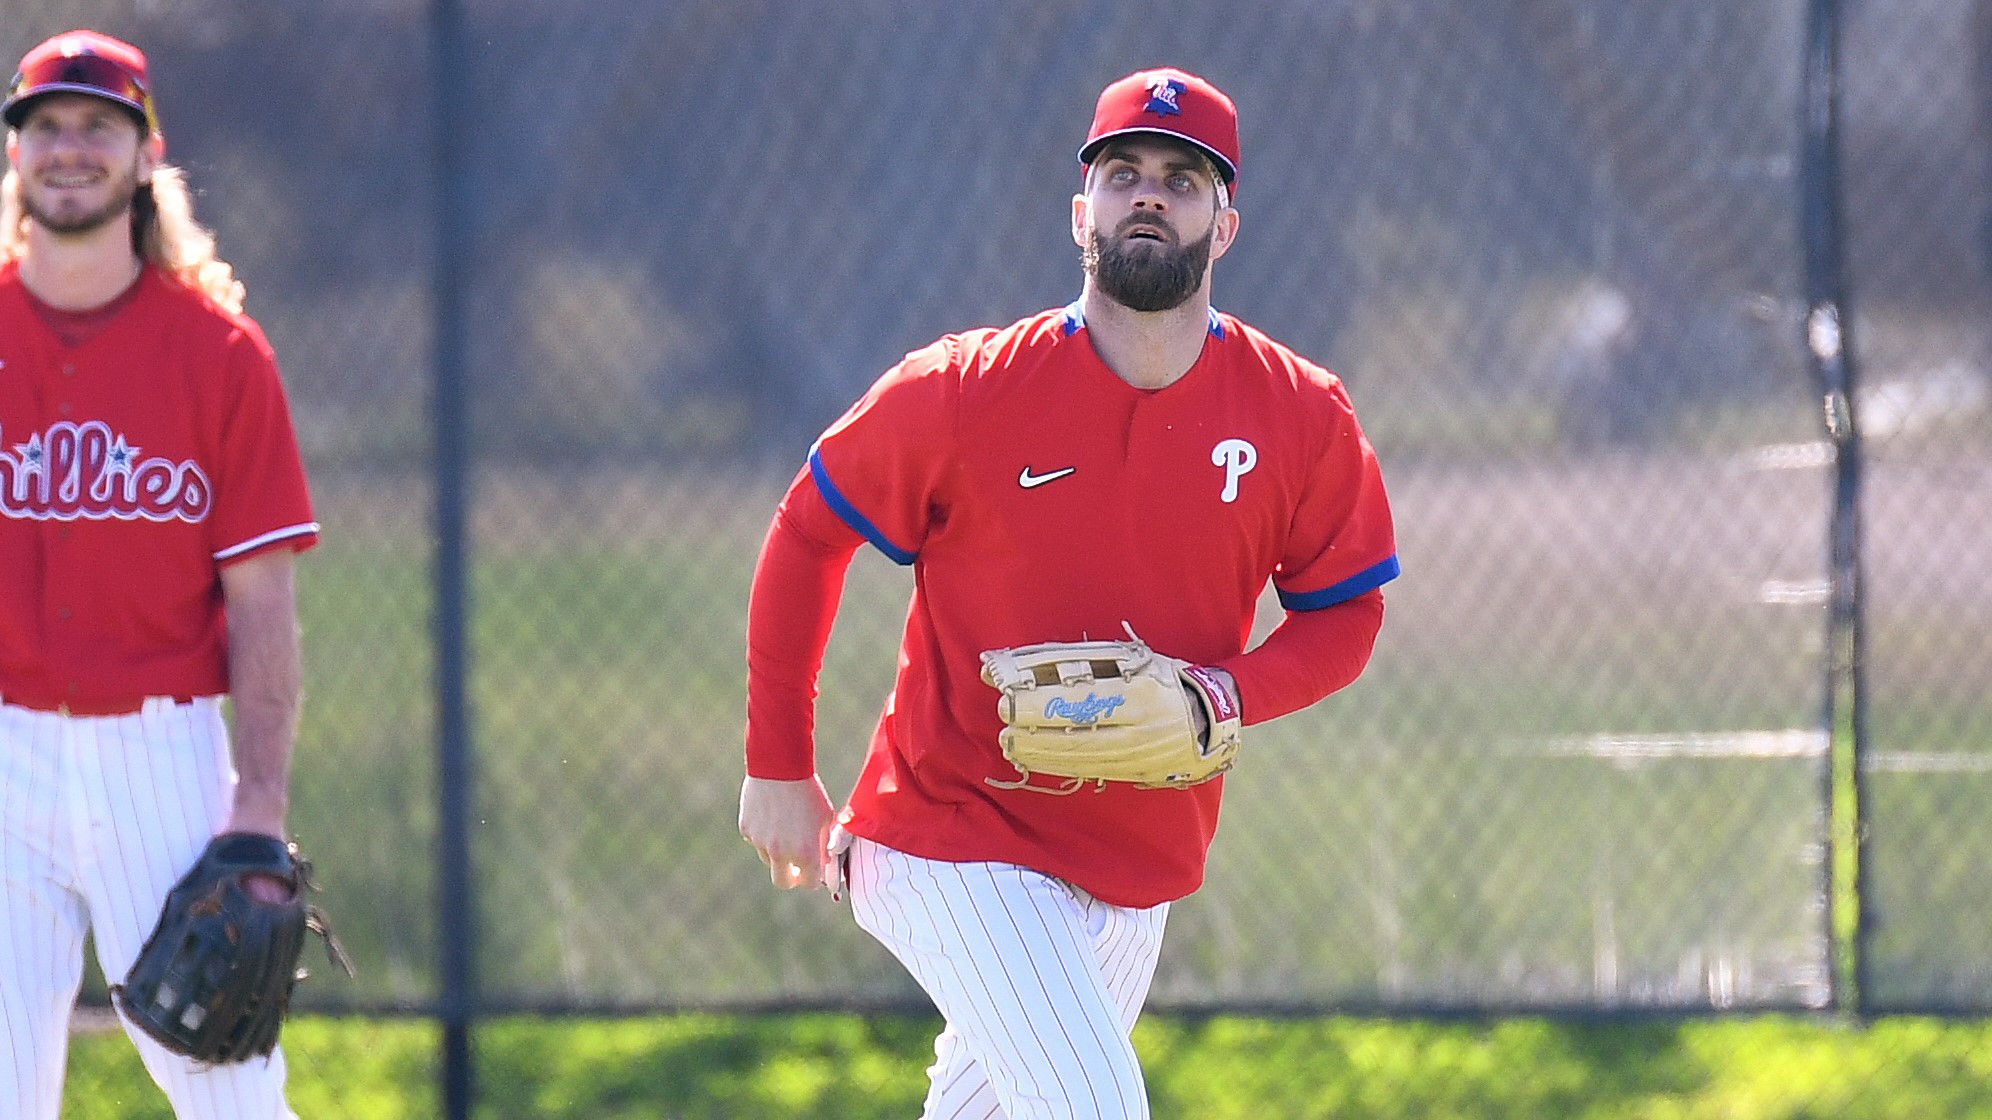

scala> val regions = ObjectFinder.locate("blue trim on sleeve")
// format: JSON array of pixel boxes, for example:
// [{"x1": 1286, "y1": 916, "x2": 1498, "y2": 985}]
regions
[
  {"x1": 1277, "y1": 554, "x2": 1400, "y2": 611},
  {"x1": 808, "y1": 445, "x2": 917, "y2": 566}
]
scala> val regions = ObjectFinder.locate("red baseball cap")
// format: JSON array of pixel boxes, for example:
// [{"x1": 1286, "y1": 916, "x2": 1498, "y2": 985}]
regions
[
  {"x1": 1078, "y1": 68, "x2": 1239, "y2": 191},
  {"x1": 3, "y1": 30, "x2": 157, "y2": 133}
]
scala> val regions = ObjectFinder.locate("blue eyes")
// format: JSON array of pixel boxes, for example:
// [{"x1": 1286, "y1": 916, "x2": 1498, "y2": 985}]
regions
[{"x1": 1108, "y1": 168, "x2": 1195, "y2": 192}]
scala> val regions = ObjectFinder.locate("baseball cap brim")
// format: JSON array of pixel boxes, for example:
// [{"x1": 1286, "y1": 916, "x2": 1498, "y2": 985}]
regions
[{"x1": 1078, "y1": 127, "x2": 1238, "y2": 185}]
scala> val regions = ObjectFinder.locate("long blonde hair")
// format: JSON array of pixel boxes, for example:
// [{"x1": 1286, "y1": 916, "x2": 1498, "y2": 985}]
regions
[{"x1": 1, "y1": 159, "x2": 245, "y2": 314}]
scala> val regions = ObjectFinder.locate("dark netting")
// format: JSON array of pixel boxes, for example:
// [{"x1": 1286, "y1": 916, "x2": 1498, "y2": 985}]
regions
[
  {"x1": 5, "y1": 0, "x2": 1984, "y2": 1041},
  {"x1": 460, "y1": 0, "x2": 1833, "y2": 1014}
]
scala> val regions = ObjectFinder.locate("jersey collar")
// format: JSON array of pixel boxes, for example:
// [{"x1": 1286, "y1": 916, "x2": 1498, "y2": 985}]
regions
[{"x1": 1060, "y1": 299, "x2": 1226, "y2": 340}]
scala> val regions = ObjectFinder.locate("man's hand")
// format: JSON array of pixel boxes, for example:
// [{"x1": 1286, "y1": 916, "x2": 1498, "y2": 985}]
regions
[{"x1": 739, "y1": 775, "x2": 840, "y2": 890}]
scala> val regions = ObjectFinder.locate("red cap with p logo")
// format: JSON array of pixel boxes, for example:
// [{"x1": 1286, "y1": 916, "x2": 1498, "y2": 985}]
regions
[{"x1": 1078, "y1": 68, "x2": 1239, "y2": 194}]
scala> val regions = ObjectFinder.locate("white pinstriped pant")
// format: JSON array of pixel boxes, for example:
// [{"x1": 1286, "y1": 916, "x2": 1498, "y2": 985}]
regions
[
  {"x1": 847, "y1": 837, "x2": 1169, "y2": 1120},
  {"x1": 0, "y1": 698, "x2": 297, "y2": 1120}
]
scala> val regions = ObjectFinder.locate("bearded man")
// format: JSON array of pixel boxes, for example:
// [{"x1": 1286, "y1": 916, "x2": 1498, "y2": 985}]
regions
[{"x1": 737, "y1": 67, "x2": 1399, "y2": 1120}]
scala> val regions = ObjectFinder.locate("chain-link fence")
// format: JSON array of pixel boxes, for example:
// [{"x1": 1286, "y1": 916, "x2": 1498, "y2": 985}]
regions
[{"x1": 10, "y1": 0, "x2": 1988, "y2": 1034}]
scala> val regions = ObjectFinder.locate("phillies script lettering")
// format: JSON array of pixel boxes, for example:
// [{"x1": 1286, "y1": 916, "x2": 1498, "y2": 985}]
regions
[
  {"x1": 1043, "y1": 692, "x2": 1126, "y2": 726},
  {"x1": 0, "y1": 420, "x2": 212, "y2": 523}
]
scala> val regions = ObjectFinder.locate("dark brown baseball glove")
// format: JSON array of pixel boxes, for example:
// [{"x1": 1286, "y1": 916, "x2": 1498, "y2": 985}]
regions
[{"x1": 112, "y1": 833, "x2": 353, "y2": 1063}]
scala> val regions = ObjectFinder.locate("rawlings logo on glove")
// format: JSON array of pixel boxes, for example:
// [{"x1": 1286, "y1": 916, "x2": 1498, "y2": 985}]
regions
[
  {"x1": 1043, "y1": 693, "x2": 1127, "y2": 724},
  {"x1": 980, "y1": 626, "x2": 1242, "y2": 794}
]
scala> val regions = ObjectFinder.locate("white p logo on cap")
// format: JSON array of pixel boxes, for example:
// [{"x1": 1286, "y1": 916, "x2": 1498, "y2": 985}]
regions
[{"x1": 1212, "y1": 438, "x2": 1258, "y2": 503}]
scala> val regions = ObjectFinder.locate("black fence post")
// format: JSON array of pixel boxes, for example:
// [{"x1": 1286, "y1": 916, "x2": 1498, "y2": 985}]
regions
[
  {"x1": 1799, "y1": 0, "x2": 1869, "y2": 1015},
  {"x1": 430, "y1": 0, "x2": 477, "y2": 1113}
]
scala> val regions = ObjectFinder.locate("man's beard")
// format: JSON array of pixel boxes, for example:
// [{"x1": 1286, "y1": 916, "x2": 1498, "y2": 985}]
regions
[
  {"x1": 1083, "y1": 217, "x2": 1214, "y2": 313},
  {"x1": 22, "y1": 160, "x2": 142, "y2": 237}
]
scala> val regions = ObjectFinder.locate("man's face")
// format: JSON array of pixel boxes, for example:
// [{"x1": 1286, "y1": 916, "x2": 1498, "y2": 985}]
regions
[
  {"x1": 7, "y1": 94, "x2": 152, "y2": 237},
  {"x1": 1076, "y1": 136, "x2": 1233, "y2": 312}
]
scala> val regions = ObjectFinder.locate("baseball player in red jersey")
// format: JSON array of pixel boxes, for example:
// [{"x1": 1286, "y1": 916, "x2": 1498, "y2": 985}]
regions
[
  {"x1": 740, "y1": 68, "x2": 1397, "y2": 1117},
  {"x1": 0, "y1": 31, "x2": 319, "y2": 1119}
]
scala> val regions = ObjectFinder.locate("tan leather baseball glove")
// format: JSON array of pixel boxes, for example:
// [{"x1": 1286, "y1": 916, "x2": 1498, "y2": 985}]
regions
[{"x1": 980, "y1": 627, "x2": 1242, "y2": 794}]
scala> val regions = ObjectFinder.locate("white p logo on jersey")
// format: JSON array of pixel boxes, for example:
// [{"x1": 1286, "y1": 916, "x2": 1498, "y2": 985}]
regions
[{"x1": 1211, "y1": 438, "x2": 1258, "y2": 503}]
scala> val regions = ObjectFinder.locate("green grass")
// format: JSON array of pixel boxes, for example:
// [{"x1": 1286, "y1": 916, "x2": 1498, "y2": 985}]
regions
[{"x1": 60, "y1": 1012, "x2": 1992, "y2": 1119}]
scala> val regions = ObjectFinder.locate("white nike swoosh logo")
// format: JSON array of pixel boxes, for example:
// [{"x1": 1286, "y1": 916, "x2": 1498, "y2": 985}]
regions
[{"x1": 1018, "y1": 466, "x2": 1077, "y2": 489}]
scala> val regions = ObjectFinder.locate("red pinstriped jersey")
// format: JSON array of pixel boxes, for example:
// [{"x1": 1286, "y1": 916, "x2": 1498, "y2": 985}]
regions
[
  {"x1": 0, "y1": 262, "x2": 317, "y2": 704},
  {"x1": 807, "y1": 302, "x2": 1397, "y2": 906}
]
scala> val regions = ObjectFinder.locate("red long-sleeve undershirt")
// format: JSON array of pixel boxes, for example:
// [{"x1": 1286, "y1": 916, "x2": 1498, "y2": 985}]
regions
[
  {"x1": 743, "y1": 477, "x2": 864, "y2": 780},
  {"x1": 743, "y1": 475, "x2": 1386, "y2": 780}
]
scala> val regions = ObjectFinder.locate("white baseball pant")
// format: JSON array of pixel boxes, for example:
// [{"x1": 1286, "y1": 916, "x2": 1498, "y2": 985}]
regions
[
  {"x1": 0, "y1": 698, "x2": 297, "y2": 1120},
  {"x1": 847, "y1": 836, "x2": 1169, "y2": 1120}
]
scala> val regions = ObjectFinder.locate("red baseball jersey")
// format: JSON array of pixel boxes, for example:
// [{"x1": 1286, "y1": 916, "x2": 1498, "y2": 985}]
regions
[
  {"x1": 0, "y1": 262, "x2": 318, "y2": 705},
  {"x1": 777, "y1": 302, "x2": 1397, "y2": 907}
]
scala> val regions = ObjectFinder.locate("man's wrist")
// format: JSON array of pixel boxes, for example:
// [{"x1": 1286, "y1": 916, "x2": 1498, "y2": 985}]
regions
[{"x1": 227, "y1": 785, "x2": 290, "y2": 838}]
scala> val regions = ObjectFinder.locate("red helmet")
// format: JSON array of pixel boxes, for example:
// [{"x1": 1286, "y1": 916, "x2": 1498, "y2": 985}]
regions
[{"x1": 1078, "y1": 68, "x2": 1239, "y2": 193}]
